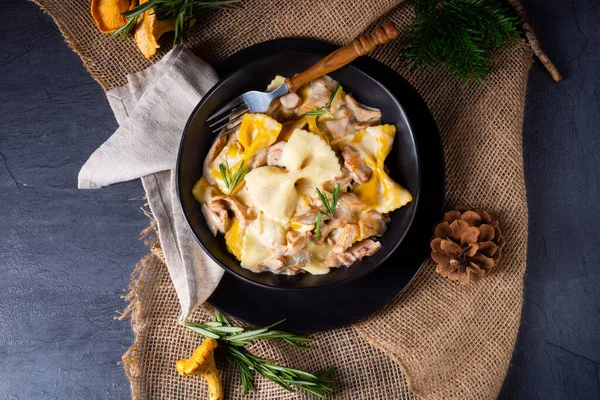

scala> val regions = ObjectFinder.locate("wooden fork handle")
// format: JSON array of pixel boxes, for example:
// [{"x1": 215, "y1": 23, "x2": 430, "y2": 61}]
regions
[{"x1": 284, "y1": 22, "x2": 399, "y2": 93}]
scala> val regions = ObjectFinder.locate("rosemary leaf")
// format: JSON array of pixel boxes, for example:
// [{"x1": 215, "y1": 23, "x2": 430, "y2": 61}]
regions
[
  {"x1": 215, "y1": 309, "x2": 231, "y2": 326},
  {"x1": 315, "y1": 210, "x2": 322, "y2": 240},
  {"x1": 315, "y1": 188, "x2": 331, "y2": 216},
  {"x1": 327, "y1": 82, "x2": 340, "y2": 109},
  {"x1": 184, "y1": 323, "x2": 221, "y2": 339},
  {"x1": 225, "y1": 327, "x2": 270, "y2": 342},
  {"x1": 233, "y1": 356, "x2": 255, "y2": 394},
  {"x1": 315, "y1": 184, "x2": 340, "y2": 220},
  {"x1": 302, "y1": 108, "x2": 329, "y2": 116},
  {"x1": 331, "y1": 184, "x2": 340, "y2": 216},
  {"x1": 218, "y1": 162, "x2": 228, "y2": 186},
  {"x1": 110, "y1": 17, "x2": 138, "y2": 39},
  {"x1": 121, "y1": 0, "x2": 159, "y2": 19},
  {"x1": 224, "y1": 160, "x2": 233, "y2": 187},
  {"x1": 208, "y1": 326, "x2": 245, "y2": 334}
]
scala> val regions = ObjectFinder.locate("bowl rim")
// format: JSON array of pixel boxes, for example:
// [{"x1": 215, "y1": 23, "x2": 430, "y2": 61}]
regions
[{"x1": 176, "y1": 48, "x2": 422, "y2": 290}]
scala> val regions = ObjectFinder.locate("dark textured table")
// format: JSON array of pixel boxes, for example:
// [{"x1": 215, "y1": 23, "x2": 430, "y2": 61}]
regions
[{"x1": 1, "y1": 0, "x2": 598, "y2": 398}]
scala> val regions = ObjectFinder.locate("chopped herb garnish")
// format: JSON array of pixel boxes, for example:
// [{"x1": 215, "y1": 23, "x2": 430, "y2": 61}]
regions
[
  {"x1": 316, "y1": 184, "x2": 340, "y2": 220},
  {"x1": 219, "y1": 160, "x2": 250, "y2": 194}
]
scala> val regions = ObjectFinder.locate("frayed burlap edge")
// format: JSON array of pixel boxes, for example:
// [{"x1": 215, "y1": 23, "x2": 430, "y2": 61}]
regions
[{"x1": 119, "y1": 211, "x2": 163, "y2": 396}]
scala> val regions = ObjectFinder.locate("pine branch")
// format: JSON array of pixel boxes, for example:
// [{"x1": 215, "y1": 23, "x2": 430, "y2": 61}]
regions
[{"x1": 404, "y1": 0, "x2": 520, "y2": 83}]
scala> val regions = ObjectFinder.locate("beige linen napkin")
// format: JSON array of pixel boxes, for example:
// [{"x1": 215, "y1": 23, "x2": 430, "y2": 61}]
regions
[{"x1": 79, "y1": 47, "x2": 223, "y2": 319}]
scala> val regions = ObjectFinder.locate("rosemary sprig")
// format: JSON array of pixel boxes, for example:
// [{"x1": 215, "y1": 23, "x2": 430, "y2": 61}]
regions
[
  {"x1": 111, "y1": 0, "x2": 241, "y2": 44},
  {"x1": 316, "y1": 184, "x2": 340, "y2": 220},
  {"x1": 218, "y1": 160, "x2": 250, "y2": 194},
  {"x1": 184, "y1": 311, "x2": 336, "y2": 398}
]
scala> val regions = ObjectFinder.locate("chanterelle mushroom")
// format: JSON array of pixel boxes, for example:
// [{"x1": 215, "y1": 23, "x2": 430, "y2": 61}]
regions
[
  {"x1": 324, "y1": 116, "x2": 351, "y2": 139},
  {"x1": 345, "y1": 94, "x2": 382, "y2": 123},
  {"x1": 297, "y1": 77, "x2": 334, "y2": 114},
  {"x1": 134, "y1": 0, "x2": 176, "y2": 59},
  {"x1": 176, "y1": 338, "x2": 224, "y2": 400},
  {"x1": 91, "y1": 0, "x2": 136, "y2": 34}
]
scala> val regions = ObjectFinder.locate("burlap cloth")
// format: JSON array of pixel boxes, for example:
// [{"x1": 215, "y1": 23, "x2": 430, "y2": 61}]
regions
[{"x1": 33, "y1": 0, "x2": 532, "y2": 398}]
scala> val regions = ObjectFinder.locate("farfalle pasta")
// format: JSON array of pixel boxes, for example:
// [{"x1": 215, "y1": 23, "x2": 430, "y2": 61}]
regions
[
  {"x1": 245, "y1": 129, "x2": 341, "y2": 223},
  {"x1": 194, "y1": 75, "x2": 412, "y2": 275}
]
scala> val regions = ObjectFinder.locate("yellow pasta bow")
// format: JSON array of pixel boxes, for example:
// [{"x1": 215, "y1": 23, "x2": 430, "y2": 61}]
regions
[
  {"x1": 244, "y1": 129, "x2": 341, "y2": 223},
  {"x1": 346, "y1": 125, "x2": 412, "y2": 214},
  {"x1": 209, "y1": 113, "x2": 281, "y2": 194}
]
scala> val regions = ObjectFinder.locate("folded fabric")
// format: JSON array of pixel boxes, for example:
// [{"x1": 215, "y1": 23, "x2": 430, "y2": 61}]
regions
[{"x1": 79, "y1": 47, "x2": 224, "y2": 319}]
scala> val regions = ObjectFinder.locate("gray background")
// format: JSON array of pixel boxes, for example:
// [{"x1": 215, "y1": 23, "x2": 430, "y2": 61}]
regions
[{"x1": 1, "y1": 0, "x2": 598, "y2": 398}]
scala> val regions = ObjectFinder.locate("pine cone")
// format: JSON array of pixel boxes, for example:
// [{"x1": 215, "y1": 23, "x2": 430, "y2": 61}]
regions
[{"x1": 430, "y1": 207, "x2": 504, "y2": 285}]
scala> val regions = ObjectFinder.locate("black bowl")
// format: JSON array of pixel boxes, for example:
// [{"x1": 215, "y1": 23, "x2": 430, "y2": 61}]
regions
[{"x1": 177, "y1": 50, "x2": 420, "y2": 289}]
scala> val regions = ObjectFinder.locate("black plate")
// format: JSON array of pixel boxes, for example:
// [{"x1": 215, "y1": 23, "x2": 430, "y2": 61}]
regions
[
  {"x1": 178, "y1": 51, "x2": 420, "y2": 290},
  {"x1": 189, "y1": 39, "x2": 444, "y2": 333}
]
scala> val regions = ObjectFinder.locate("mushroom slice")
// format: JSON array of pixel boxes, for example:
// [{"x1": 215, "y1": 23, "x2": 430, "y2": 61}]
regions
[
  {"x1": 91, "y1": 0, "x2": 135, "y2": 34},
  {"x1": 358, "y1": 210, "x2": 390, "y2": 238},
  {"x1": 286, "y1": 230, "x2": 308, "y2": 254},
  {"x1": 324, "y1": 116, "x2": 351, "y2": 139},
  {"x1": 324, "y1": 239, "x2": 381, "y2": 268},
  {"x1": 345, "y1": 94, "x2": 382, "y2": 123},
  {"x1": 211, "y1": 195, "x2": 252, "y2": 227},
  {"x1": 280, "y1": 93, "x2": 302, "y2": 110},
  {"x1": 266, "y1": 141, "x2": 286, "y2": 167},
  {"x1": 201, "y1": 203, "x2": 229, "y2": 236},
  {"x1": 134, "y1": 0, "x2": 176, "y2": 59},
  {"x1": 297, "y1": 77, "x2": 333, "y2": 114},
  {"x1": 336, "y1": 192, "x2": 367, "y2": 222},
  {"x1": 348, "y1": 239, "x2": 382, "y2": 259},
  {"x1": 248, "y1": 147, "x2": 268, "y2": 168},
  {"x1": 203, "y1": 135, "x2": 227, "y2": 180},
  {"x1": 341, "y1": 145, "x2": 372, "y2": 183},
  {"x1": 327, "y1": 224, "x2": 361, "y2": 253},
  {"x1": 315, "y1": 221, "x2": 336, "y2": 244},
  {"x1": 254, "y1": 255, "x2": 287, "y2": 273}
]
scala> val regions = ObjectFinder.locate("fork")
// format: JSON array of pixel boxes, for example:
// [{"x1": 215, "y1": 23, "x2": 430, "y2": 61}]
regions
[{"x1": 206, "y1": 22, "x2": 399, "y2": 138}]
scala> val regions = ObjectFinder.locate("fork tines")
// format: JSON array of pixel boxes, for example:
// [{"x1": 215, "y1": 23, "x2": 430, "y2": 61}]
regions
[{"x1": 206, "y1": 96, "x2": 249, "y2": 138}]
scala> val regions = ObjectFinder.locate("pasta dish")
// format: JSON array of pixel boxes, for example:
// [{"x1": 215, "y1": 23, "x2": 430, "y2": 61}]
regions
[{"x1": 194, "y1": 76, "x2": 412, "y2": 275}]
